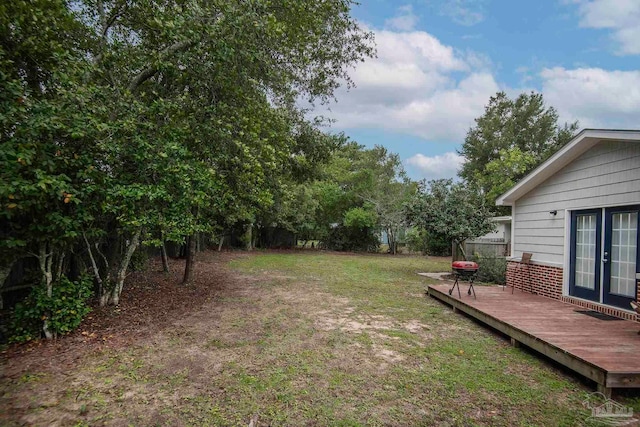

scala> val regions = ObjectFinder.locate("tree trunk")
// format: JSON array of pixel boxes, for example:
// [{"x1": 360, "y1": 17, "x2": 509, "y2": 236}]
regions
[
  {"x1": 387, "y1": 228, "x2": 397, "y2": 255},
  {"x1": 99, "y1": 288, "x2": 111, "y2": 307},
  {"x1": 457, "y1": 241, "x2": 467, "y2": 261},
  {"x1": 0, "y1": 259, "x2": 17, "y2": 310},
  {"x1": 38, "y1": 243, "x2": 54, "y2": 339},
  {"x1": 109, "y1": 229, "x2": 141, "y2": 306},
  {"x1": 245, "y1": 224, "x2": 253, "y2": 251},
  {"x1": 84, "y1": 233, "x2": 107, "y2": 304},
  {"x1": 54, "y1": 251, "x2": 65, "y2": 281},
  {"x1": 161, "y1": 241, "x2": 170, "y2": 273},
  {"x1": 182, "y1": 234, "x2": 197, "y2": 285},
  {"x1": 252, "y1": 226, "x2": 258, "y2": 250},
  {"x1": 217, "y1": 235, "x2": 224, "y2": 252}
]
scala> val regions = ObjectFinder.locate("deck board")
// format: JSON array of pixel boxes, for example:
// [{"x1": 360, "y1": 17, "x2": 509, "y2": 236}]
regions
[{"x1": 427, "y1": 283, "x2": 640, "y2": 391}]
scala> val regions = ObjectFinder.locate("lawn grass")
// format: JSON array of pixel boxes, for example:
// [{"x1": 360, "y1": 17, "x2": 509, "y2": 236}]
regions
[
  {"x1": 0, "y1": 251, "x2": 617, "y2": 426},
  {"x1": 228, "y1": 252, "x2": 601, "y2": 426}
]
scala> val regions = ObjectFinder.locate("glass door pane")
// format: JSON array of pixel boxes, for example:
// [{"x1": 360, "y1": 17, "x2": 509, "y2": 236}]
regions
[
  {"x1": 609, "y1": 212, "x2": 637, "y2": 297},
  {"x1": 603, "y1": 206, "x2": 639, "y2": 309},
  {"x1": 570, "y1": 209, "x2": 602, "y2": 302},
  {"x1": 575, "y1": 213, "x2": 597, "y2": 290}
]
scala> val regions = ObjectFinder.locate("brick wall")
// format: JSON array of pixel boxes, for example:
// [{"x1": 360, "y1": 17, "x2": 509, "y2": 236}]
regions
[
  {"x1": 506, "y1": 261, "x2": 563, "y2": 300},
  {"x1": 507, "y1": 260, "x2": 639, "y2": 321},
  {"x1": 560, "y1": 296, "x2": 637, "y2": 321}
]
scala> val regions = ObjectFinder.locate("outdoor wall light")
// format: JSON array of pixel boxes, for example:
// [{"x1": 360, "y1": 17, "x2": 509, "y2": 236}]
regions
[{"x1": 549, "y1": 210, "x2": 558, "y2": 216}]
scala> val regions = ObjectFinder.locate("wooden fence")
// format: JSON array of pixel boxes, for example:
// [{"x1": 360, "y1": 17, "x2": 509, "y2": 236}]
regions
[{"x1": 453, "y1": 239, "x2": 510, "y2": 261}]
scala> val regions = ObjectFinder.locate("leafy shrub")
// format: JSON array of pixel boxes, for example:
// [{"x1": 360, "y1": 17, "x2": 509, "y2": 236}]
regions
[
  {"x1": 10, "y1": 275, "x2": 93, "y2": 342},
  {"x1": 405, "y1": 228, "x2": 428, "y2": 254},
  {"x1": 405, "y1": 228, "x2": 451, "y2": 256},
  {"x1": 471, "y1": 252, "x2": 507, "y2": 285},
  {"x1": 343, "y1": 207, "x2": 377, "y2": 229},
  {"x1": 426, "y1": 232, "x2": 452, "y2": 256},
  {"x1": 322, "y1": 225, "x2": 380, "y2": 252}
]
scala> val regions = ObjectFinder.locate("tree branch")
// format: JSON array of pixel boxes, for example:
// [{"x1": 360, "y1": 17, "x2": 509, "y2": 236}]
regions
[
  {"x1": 127, "y1": 40, "x2": 195, "y2": 92},
  {"x1": 83, "y1": 232, "x2": 104, "y2": 296}
]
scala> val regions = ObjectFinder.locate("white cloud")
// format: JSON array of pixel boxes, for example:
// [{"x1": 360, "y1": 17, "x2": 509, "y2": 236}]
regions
[
  {"x1": 372, "y1": 30, "x2": 468, "y2": 72},
  {"x1": 406, "y1": 152, "x2": 465, "y2": 180},
  {"x1": 571, "y1": 0, "x2": 640, "y2": 55},
  {"x1": 441, "y1": 0, "x2": 485, "y2": 26},
  {"x1": 325, "y1": 28, "x2": 499, "y2": 141},
  {"x1": 384, "y1": 5, "x2": 419, "y2": 32},
  {"x1": 541, "y1": 67, "x2": 640, "y2": 128}
]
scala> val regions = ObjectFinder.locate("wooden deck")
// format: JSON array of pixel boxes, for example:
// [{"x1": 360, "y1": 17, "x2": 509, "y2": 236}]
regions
[{"x1": 427, "y1": 283, "x2": 640, "y2": 395}]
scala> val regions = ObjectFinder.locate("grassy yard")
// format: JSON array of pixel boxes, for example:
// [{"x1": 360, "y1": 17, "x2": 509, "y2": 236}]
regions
[{"x1": 0, "y1": 251, "x2": 629, "y2": 426}]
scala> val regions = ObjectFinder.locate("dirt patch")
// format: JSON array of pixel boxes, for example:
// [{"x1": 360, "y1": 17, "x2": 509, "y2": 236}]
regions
[
  {"x1": 0, "y1": 251, "x2": 595, "y2": 427},
  {"x1": 405, "y1": 320, "x2": 430, "y2": 334},
  {"x1": 315, "y1": 308, "x2": 431, "y2": 341},
  {"x1": 1, "y1": 252, "x2": 246, "y2": 365},
  {"x1": 373, "y1": 345, "x2": 405, "y2": 363},
  {"x1": 315, "y1": 312, "x2": 397, "y2": 333}
]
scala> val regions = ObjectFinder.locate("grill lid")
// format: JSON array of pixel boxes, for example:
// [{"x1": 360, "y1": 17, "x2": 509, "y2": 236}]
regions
[{"x1": 452, "y1": 261, "x2": 479, "y2": 270}]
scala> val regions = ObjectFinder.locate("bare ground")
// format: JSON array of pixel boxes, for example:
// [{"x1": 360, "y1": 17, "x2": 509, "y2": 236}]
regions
[{"x1": 0, "y1": 252, "x2": 443, "y2": 425}]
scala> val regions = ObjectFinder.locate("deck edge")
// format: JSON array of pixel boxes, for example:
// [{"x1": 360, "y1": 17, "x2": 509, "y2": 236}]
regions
[{"x1": 427, "y1": 285, "x2": 608, "y2": 387}]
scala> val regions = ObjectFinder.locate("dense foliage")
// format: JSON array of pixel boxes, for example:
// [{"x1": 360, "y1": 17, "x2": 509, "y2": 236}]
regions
[
  {"x1": 404, "y1": 179, "x2": 495, "y2": 260},
  {"x1": 309, "y1": 142, "x2": 414, "y2": 252},
  {"x1": 470, "y1": 253, "x2": 507, "y2": 285},
  {"x1": 405, "y1": 228, "x2": 451, "y2": 256},
  {"x1": 1, "y1": 0, "x2": 375, "y2": 339},
  {"x1": 9, "y1": 275, "x2": 93, "y2": 342},
  {"x1": 458, "y1": 91, "x2": 578, "y2": 212},
  {"x1": 322, "y1": 225, "x2": 381, "y2": 253}
]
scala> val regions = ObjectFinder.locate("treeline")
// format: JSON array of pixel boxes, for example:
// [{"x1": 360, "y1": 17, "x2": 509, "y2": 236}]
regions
[
  {"x1": 1, "y1": 1, "x2": 578, "y2": 342},
  {"x1": 262, "y1": 142, "x2": 415, "y2": 254},
  {"x1": 1, "y1": 0, "x2": 374, "y2": 339}
]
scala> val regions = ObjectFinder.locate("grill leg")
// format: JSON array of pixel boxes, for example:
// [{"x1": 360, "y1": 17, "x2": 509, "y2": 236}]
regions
[
  {"x1": 467, "y1": 276, "x2": 476, "y2": 299},
  {"x1": 449, "y1": 276, "x2": 461, "y2": 298}
]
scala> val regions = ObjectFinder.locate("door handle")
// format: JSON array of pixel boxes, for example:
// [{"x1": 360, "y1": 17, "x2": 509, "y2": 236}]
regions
[{"x1": 603, "y1": 251, "x2": 608, "y2": 263}]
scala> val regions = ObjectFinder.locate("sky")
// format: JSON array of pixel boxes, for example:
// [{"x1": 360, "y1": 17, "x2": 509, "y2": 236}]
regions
[{"x1": 314, "y1": 0, "x2": 640, "y2": 181}]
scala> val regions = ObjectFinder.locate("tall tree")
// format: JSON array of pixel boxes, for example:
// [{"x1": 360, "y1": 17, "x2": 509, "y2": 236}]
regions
[
  {"x1": 3, "y1": 0, "x2": 375, "y2": 313},
  {"x1": 294, "y1": 141, "x2": 413, "y2": 252},
  {"x1": 356, "y1": 146, "x2": 414, "y2": 255},
  {"x1": 77, "y1": 0, "x2": 375, "y2": 289},
  {"x1": 404, "y1": 179, "x2": 495, "y2": 260},
  {"x1": 458, "y1": 91, "x2": 578, "y2": 211},
  {"x1": 253, "y1": 125, "x2": 338, "y2": 247},
  {"x1": 0, "y1": 0, "x2": 101, "y2": 334}
]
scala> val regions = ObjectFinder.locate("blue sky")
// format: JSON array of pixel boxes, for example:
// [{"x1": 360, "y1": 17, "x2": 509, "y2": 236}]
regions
[{"x1": 316, "y1": 0, "x2": 640, "y2": 180}]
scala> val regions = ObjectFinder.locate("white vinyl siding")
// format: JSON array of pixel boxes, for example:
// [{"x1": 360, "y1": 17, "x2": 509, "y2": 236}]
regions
[{"x1": 513, "y1": 140, "x2": 640, "y2": 265}]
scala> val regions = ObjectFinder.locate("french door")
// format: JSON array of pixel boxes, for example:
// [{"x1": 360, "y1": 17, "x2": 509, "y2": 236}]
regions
[
  {"x1": 569, "y1": 210, "x2": 602, "y2": 301},
  {"x1": 570, "y1": 206, "x2": 640, "y2": 309},
  {"x1": 603, "y1": 206, "x2": 640, "y2": 308}
]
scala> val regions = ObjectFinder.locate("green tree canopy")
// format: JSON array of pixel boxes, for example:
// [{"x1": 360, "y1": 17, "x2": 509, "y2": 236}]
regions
[
  {"x1": 404, "y1": 179, "x2": 495, "y2": 260},
  {"x1": 313, "y1": 141, "x2": 413, "y2": 251},
  {"x1": 1, "y1": 0, "x2": 376, "y2": 340},
  {"x1": 458, "y1": 91, "x2": 578, "y2": 211}
]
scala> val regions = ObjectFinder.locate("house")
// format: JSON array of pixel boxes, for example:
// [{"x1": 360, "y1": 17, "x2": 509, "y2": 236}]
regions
[
  {"x1": 460, "y1": 216, "x2": 512, "y2": 259},
  {"x1": 496, "y1": 129, "x2": 640, "y2": 320},
  {"x1": 477, "y1": 216, "x2": 512, "y2": 242}
]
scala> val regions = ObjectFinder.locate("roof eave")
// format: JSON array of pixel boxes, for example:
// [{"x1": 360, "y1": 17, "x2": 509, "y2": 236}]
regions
[{"x1": 495, "y1": 129, "x2": 640, "y2": 206}]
